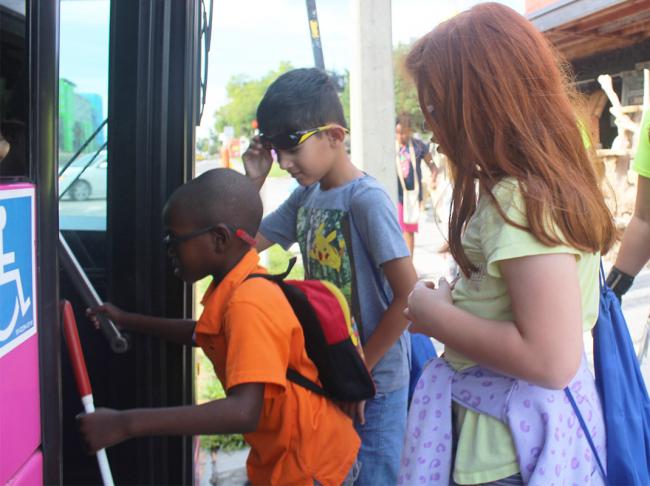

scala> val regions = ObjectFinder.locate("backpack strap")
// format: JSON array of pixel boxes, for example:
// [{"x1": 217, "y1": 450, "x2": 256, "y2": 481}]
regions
[
  {"x1": 245, "y1": 264, "x2": 331, "y2": 400},
  {"x1": 564, "y1": 388, "x2": 608, "y2": 484},
  {"x1": 248, "y1": 257, "x2": 297, "y2": 281},
  {"x1": 286, "y1": 368, "x2": 329, "y2": 398}
]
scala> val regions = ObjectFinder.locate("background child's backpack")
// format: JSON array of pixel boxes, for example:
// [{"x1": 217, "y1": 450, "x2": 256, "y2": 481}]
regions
[
  {"x1": 248, "y1": 258, "x2": 376, "y2": 402},
  {"x1": 408, "y1": 333, "x2": 437, "y2": 405},
  {"x1": 567, "y1": 264, "x2": 650, "y2": 485}
]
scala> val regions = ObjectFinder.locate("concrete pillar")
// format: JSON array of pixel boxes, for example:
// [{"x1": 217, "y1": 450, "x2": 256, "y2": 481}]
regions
[{"x1": 350, "y1": 0, "x2": 397, "y2": 201}]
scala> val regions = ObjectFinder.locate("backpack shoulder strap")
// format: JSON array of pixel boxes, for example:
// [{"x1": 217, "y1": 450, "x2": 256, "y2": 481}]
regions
[
  {"x1": 286, "y1": 368, "x2": 329, "y2": 398},
  {"x1": 247, "y1": 257, "x2": 297, "y2": 283}
]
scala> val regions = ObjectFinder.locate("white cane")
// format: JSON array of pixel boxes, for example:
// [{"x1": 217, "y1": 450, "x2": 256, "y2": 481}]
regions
[{"x1": 62, "y1": 300, "x2": 115, "y2": 486}]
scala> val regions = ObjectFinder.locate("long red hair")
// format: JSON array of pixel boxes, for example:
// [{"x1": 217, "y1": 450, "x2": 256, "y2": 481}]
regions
[{"x1": 405, "y1": 3, "x2": 616, "y2": 276}]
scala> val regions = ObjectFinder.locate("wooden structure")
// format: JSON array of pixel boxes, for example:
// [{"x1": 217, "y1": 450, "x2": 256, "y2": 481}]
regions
[
  {"x1": 528, "y1": 0, "x2": 650, "y2": 62},
  {"x1": 528, "y1": 0, "x2": 650, "y2": 219}
]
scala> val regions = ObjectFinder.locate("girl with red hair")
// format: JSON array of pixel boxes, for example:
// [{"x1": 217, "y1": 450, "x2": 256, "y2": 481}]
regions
[{"x1": 401, "y1": 3, "x2": 615, "y2": 485}]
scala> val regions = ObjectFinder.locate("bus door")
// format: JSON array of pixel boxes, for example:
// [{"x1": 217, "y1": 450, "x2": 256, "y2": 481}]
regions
[{"x1": 56, "y1": 1, "x2": 202, "y2": 484}]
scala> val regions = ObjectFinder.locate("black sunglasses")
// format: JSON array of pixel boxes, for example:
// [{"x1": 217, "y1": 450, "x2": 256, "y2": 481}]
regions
[
  {"x1": 259, "y1": 124, "x2": 348, "y2": 151},
  {"x1": 163, "y1": 225, "x2": 257, "y2": 249},
  {"x1": 163, "y1": 226, "x2": 216, "y2": 249}
]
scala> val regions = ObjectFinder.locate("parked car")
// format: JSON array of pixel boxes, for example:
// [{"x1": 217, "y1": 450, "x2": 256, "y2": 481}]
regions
[{"x1": 59, "y1": 150, "x2": 107, "y2": 201}]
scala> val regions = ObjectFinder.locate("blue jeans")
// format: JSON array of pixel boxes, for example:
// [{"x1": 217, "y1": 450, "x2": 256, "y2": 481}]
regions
[{"x1": 354, "y1": 386, "x2": 408, "y2": 485}]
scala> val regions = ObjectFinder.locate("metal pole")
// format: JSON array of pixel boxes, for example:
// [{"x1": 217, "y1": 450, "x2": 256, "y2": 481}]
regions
[
  {"x1": 58, "y1": 232, "x2": 129, "y2": 353},
  {"x1": 350, "y1": 0, "x2": 396, "y2": 199},
  {"x1": 305, "y1": 0, "x2": 325, "y2": 70}
]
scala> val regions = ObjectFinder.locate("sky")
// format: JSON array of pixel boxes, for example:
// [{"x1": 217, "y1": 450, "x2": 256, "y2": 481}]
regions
[{"x1": 58, "y1": 0, "x2": 524, "y2": 137}]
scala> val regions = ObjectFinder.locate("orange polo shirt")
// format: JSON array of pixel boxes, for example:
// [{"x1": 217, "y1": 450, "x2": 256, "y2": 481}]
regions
[{"x1": 194, "y1": 249, "x2": 360, "y2": 486}]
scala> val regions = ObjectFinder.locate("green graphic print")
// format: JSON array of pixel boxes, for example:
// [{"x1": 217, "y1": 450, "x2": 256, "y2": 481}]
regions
[{"x1": 296, "y1": 207, "x2": 355, "y2": 309}]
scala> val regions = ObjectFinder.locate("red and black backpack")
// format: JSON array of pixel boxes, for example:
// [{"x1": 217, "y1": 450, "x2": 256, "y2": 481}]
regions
[{"x1": 247, "y1": 258, "x2": 376, "y2": 402}]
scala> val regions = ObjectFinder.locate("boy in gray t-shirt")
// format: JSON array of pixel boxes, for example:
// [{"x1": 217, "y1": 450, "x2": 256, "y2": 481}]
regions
[{"x1": 244, "y1": 68, "x2": 417, "y2": 485}]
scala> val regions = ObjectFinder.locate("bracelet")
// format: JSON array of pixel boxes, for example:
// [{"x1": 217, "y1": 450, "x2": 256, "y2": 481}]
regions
[{"x1": 606, "y1": 267, "x2": 635, "y2": 298}]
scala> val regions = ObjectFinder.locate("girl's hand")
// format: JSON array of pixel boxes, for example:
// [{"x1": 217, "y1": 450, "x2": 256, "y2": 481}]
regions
[{"x1": 404, "y1": 278, "x2": 453, "y2": 336}]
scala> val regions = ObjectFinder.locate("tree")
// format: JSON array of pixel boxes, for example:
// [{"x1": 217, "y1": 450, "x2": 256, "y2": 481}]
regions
[
  {"x1": 339, "y1": 70, "x2": 351, "y2": 128},
  {"x1": 214, "y1": 62, "x2": 293, "y2": 137},
  {"x1": 393, "y1": 42, "x2": 426, "y2": 133},
  {"x1": 335, "y1": 44, "x2": 428, "y2": 136}
]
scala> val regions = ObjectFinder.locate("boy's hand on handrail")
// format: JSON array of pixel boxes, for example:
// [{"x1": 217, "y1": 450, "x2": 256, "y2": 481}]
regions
[
  {"x1": 243, "y1": 136, "x2": 274, "y2": 190},
  {"x1": 87, "y1": 303, "x2": 127, "y2": 331},
  {"x1": 87, "y1": 303, "x2": 196, "y2": 346}
]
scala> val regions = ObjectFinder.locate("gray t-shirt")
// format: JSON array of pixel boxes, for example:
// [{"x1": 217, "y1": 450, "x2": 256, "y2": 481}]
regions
[{"x1": 259, "y1": 175, "x2": 411, "y2": 393}]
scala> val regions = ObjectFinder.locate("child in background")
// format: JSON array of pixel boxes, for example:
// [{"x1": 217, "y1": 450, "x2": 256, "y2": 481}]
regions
[
  {"x1": 401, "y1": 4, "x2": 615, "y2": 484},
  {"x1": 395, "y1": 113, "x2": 438, "y2": 255}
]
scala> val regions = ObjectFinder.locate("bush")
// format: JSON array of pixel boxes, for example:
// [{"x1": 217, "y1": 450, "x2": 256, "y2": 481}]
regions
[
  {"x1": 200, "y1": 433, "x2": 247, "y2": 453},
  {"x1": 197, "y1": 352, "x2": 246, "y2": 452}
]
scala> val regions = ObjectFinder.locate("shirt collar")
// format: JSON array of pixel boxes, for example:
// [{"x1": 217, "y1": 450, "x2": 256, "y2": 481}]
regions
[{"x1": 195, "y1": 249, "x2": 265, "y2": 335}]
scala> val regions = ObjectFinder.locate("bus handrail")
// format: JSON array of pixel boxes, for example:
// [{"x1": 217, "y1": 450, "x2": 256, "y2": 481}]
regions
[{"x1": 58, "y1": 232, "x2": 129, "y2": 353}]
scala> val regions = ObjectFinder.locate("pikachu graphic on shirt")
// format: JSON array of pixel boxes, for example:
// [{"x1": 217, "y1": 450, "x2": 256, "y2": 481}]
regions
[{"x1": 309, "y1": 222, "x2": 343, "y2": 272}]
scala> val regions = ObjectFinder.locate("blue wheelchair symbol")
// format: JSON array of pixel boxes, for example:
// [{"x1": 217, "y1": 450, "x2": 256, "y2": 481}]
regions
[{"x1": 0, "y1": 205, "x2": 32, "y2": 342}]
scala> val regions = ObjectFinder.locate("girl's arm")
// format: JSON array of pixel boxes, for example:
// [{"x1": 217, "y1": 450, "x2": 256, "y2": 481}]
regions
[
  {"x1": 614, "y1": 174, "x2": 650, "y2": 276},
  {"x1": 77, "y1": 383, "x2": 264, "y2": 453},
  {"x1": 406, "y1": 253, "x2": 583, "y2": 389}
]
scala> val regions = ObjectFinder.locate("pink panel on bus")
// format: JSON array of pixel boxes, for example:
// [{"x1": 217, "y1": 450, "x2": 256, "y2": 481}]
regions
[
  {"x1": 0, "y1": 183, "x2": 34, "y2": 190},
  {"x1": 0, "y1": 335, "x2": 41, "y2": 485},
  {"x1": 4, "y1": 450, "x2": 42, "y2": 486}
]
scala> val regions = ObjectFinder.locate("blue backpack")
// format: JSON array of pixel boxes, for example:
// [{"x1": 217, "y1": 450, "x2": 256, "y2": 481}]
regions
[
  {"x1": 408, "y1": 332, "x2": 437, "y2": 404},
  {"x1": 567, "y1": 264, "x2": 650, "y2": 485}
]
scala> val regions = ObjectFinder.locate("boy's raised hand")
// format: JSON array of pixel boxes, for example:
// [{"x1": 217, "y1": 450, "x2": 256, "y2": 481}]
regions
[
  {"x1": 86, "y1": 303, "x2": 127, "y2": 331},
  {"x1": 243, "y1": 136, "x2": 274, "y2": 190}
]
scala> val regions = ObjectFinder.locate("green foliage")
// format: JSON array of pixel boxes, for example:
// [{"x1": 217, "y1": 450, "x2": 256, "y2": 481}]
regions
[
  {"x1": 268, "y1": 245, "x2": 304, "y2": 279},
  {"x1": 214, "y1": 62, "x2": 293, "y2": 137},
  {"x1": 196, "y1": 351, "x2": 247, "y2": 452},
  {"x1": 201, "y1": 433, "x2": 247, "y2": 453},
  {"x1": 393, "y1": 42, "x2": 426, "y2": 132},
  {"x1": 339, "y1": 70, "x2": 351, "y2": 129},
  {"x1": 268, "y1": 163, "x2": 288, "y2": 178}
]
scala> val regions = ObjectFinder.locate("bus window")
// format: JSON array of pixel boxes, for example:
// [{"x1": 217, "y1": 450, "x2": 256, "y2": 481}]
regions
[
  {"x1": 58, "y1": 0, "x2": 110, "y2": 231},
  {"x1": 0, "y1": 1, "x2": 28, "y2": 180}
]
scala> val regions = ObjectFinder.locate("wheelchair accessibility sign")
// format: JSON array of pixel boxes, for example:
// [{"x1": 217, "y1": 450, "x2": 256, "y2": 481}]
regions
[{"x1": 0, "y1": 186, "x2": 36, "y2": 358}]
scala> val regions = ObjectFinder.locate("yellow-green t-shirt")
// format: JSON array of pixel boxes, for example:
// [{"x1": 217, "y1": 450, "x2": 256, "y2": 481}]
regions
[
  {"x1": 446, "y1": 178, "x2": 600, "y2": 484},
  {"x1": 634, "y1": 110, "x2": 650, "y2": 178}
]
